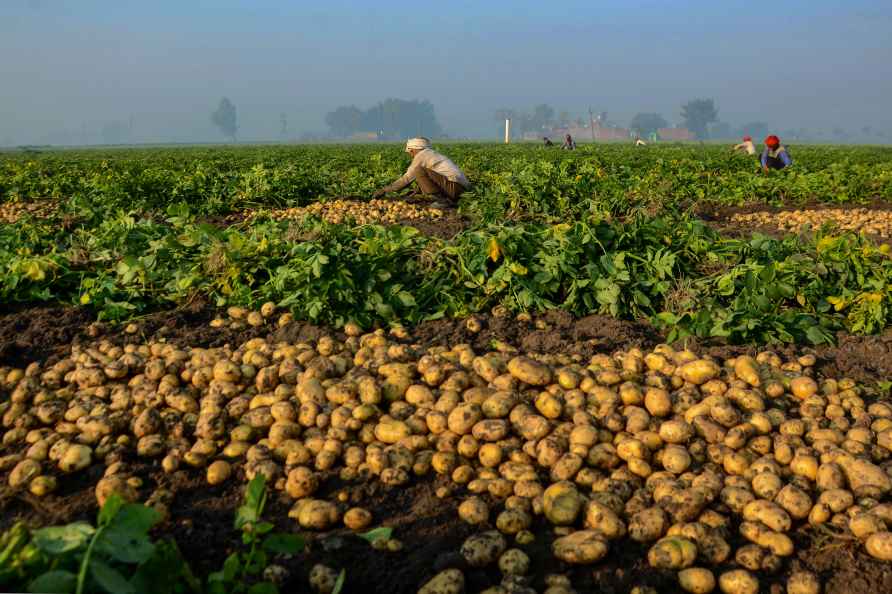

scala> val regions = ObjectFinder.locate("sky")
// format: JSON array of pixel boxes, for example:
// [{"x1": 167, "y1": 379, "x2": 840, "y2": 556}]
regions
[{"x1": 1, "y1": 0, "x2": 891, "y2": 145}]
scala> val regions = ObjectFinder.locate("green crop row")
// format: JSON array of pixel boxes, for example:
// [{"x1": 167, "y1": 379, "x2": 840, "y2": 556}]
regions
[
  {"x1": 2, "y1": 144, "x2": 891, "y2": 224},
  {"x1": 2, "y1": 199, "x2": 891, "y2": 345}
]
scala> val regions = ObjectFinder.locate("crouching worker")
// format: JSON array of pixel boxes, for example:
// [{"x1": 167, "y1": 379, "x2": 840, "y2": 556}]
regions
[
  {"x1": 761, "y1": 135, "x2": 792, "y2": 172},
  {"x1": 371, "y1": 137, "x2": 470, "y2": 206}
]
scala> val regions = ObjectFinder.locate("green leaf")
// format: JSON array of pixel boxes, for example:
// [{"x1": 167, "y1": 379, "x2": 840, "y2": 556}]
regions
[
  {"x1": 96, "y1": 504, "x2": 160, "y2": 563},
  {"x1": 262, "y1": 534, "x2": 304, "y2": 554},
  {"x1": 332, "y1": 569, "x2": 346, "y2": 594},
  {"x1": 90, "y1": 559, "x2": 135, "y2": 594},
  {"x1": 98, "y1": 495, "x2": 124, "y2": 527},
  {"x1": 248, "y1": 582, "x2": 278, "y2": 594},
  {"x1": 358, "y1": 527, "x2": 392, "y2": 544},
  {"x1": 33, "y1": 523, "x2": 94, "y2": 555},
  {"x1": 28, "y1": 570, "x2": 77, "y2": 593},
  {"x1": 236, "y1": 476, "x2": 267, "y2": 529},
  {"x1": 129, "y1": 540, "x2": 193, "y2": 594}
]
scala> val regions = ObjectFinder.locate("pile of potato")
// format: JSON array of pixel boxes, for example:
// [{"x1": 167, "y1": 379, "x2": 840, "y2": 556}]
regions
[
  {"x1": 730, "y1": 208, "x2": 892, "y2": 238},
  {"x1": 0, "y1": 200, "x2": 58, "y2": 224},
  {"x1": 5, "y1": 321, "x2": 892, "y2": 593},
  {"x1": 266, "y1": 199, "x2": 445, "y2": 226},
  {"x1": 208, "y1": 303, "x2": 291, "y2": 330}
]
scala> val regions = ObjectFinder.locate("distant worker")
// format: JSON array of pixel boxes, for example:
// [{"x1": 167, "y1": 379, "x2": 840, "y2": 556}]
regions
[
  {"x1": 371, "y1": 137, "x2": 470, "y2": 205},
  {"x1": 733, "y1": 135, "x2": 757, "y2": 155},
  {"x1": 635, "y1": 135, "x2": 647, "y2": 146},
  {"x1": 760, "y1": 135, "x2": 792, "y2": 172},
  {"x1": 562, "y1": 134, "x2": 576, "y2": 150},
  {"x1": 543, "y1": 137, "x2": 554, "y2": 147}
]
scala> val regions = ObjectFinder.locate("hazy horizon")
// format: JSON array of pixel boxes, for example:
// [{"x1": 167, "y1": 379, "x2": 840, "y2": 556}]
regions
[{"x1": 2, "y1": 0, "x2": 891, "y2": 146}]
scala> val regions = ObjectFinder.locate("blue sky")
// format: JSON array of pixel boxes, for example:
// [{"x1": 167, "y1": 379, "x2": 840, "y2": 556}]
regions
[{"x1": 2, "y1": 0, "x2": 891, "y2": 143}]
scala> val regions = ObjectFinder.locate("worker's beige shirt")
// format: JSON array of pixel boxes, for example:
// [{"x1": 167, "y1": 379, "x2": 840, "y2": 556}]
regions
[
  {"x1": 734, "y1": 140, "x2": 756, "y2": 155},
  {"x1": 383, "y1": 148, "x2": 470, "y2": 192}
]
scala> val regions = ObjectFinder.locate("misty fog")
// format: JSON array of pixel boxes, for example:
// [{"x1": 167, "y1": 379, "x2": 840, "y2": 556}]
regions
[{"x1": 2, "y1": 0, "x2": 891, "y2": 146}]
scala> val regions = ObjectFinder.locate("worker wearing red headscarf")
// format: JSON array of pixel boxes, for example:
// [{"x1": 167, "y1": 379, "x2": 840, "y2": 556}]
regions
[
  {"x1": 733, "y1": 135, "x2": 756, "y2": 156},
  {"x1": 761, "y1": 135, "x2": 792, "y2": 172}
]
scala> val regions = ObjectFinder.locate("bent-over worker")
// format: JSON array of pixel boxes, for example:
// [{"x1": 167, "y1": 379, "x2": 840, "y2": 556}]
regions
[
  {"x1": 760, "y1": 135, "x2": 792, "y2": 172},
  {"x1": 562, "y1": 134, "x2": 576, "y2": 150},
  {"x1": 733, "y1": 135, "x2": 756, "y2": 155},
  {"x1": 372, "y1": 137, "x2": 470, "y2": 204}
]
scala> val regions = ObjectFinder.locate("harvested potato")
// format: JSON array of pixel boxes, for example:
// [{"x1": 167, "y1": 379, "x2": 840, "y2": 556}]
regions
[
  {"x1": 461, "y1": 531, "x2": 507, "y2": 567},
  {"x1": 418, "y1": 569, "x2": 465, "y2": 594},
  {"x1": 718, "y1": 569, "x2": 758, "y2": 594},
  {"x1": 498, "y1": 548, "x2": 530, "y2": 576},
  {"x1": 459, "y1": 497, "x2": 489, "y2": 525},
  {"x1": 343, "y1": 508, "x2": 372, "y2": 530},
  {"x1": 543, "y1": 481, "x2": 582, "y2": 525},
  {"x1": 552, "y1": 530, "x2": 609, "y2": 564},
  {"x1": 308, "y1": 564, "x2": 339, "y2": 594},
  {"x1": 678, "y1": 567, "x2": 716, "y2": 594},
  {"x1": 207, "y1": 460, "x2": 232, "y2": 485},
  {"x1": 647, "y1": 537, "x2": 697, "y2": 569},
  {"x1": 787, "y1": 570, "x2": 821, "y2": 594},
  {"x1": 866, "y1": 532, "x2": 892, "y2": 561}
]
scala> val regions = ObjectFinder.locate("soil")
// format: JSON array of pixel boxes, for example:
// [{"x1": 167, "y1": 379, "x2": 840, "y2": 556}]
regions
[
  {"x1": 4, "y1": 303, "x2": 892, "y2": 593},
  {"x1": 698, "y1": 198, "x2": 892, "y2": 245}
]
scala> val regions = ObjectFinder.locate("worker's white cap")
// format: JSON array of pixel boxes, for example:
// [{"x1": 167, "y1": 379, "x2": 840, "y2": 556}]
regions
[{"x1": 405, "y1": 137, "x2": 431, "y2": 152}]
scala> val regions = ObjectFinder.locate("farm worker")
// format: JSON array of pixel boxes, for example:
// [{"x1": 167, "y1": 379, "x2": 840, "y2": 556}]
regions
[
  {"x1": 760, "y1": 135, "x2": 793, "y2": 172},
  {"x1": 543, "y1": 137, "x2": 554, "y2": 147},
  {"x1": 562, "y1": 134, "x2": 576, "y2": 150},
  {"x1": 733, "y1": 135, "x2": 757, "y2": 155},
  {"x1": 635, "y1": 135, "x2": 647, "y2": 146},
  {"x1": 372, "y1": 137, "x2": 470, "y2": 204}
]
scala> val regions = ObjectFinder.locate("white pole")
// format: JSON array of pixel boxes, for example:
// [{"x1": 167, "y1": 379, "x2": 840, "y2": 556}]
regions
[{"x1": 505, "y1": 119, "x2": 511, "y2": 144}]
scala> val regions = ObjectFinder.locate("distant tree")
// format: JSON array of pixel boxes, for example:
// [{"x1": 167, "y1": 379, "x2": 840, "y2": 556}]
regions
[
  {"x1": 629, "y1": 113, "x2": 668, "y2": 137},
  {"x1": 211, "y1": 97, "x2": 238, "y2": 141},
  {"x1": 680, "y1": 99, "x2": 718, "y2": 139},
  {"x1": 324, "y1": 106, "x2": 363, "y2": 138},
  {"x1": 737, "y1": 121, "x2": 770, "y2": 141},
  {"x1": 362, "y1": 98, "x2": 443, "y2": 140}
]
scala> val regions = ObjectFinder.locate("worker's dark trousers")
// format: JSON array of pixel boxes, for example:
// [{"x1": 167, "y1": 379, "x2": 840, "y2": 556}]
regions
[
  {"x1": 414, "y1": 167, "x2": 467, "y2": 202},
  {"x1": 764, "y1": 156, "x2": 787, "y2": 170}
]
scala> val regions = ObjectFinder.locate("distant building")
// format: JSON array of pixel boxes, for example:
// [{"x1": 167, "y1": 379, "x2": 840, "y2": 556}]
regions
[
  {"x1": 657, "y1": 128, "x2": 695, "y2": 141},
  {"x1": 530, "y1": 122, "x2": 630, "y2": 142}
]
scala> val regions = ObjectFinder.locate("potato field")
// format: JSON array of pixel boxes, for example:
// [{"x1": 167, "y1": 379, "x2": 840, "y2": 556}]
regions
[{"x1": 2, "y1": 143, "x2": 892, "y2": 594}]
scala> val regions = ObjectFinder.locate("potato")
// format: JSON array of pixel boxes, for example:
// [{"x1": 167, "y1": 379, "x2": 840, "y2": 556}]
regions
[
  {"x1": 733, "y1": 356, "x2": 761, "y2": 387},
  {"x1": 790, "y1": 376, "x2": 818, "y2": 400},
  {"x1": 507, "y1": 357, "x2": 552, "y2": 386},
  {"x1": 461, "y1": 531, "x2": 507, "y2": 567},
  {"x1": 629, "y1": 507, "x2": 668, "y2": 542},
  {"x1": 418, "y1": 569, "x2": 465, "y2": 594},
  {"x1": 291, "y1": 499, "x2": 340, "y2": 530},
  {"x1": 718, "y1": 569, "x2": 758, "y2": 594},
  {"x1": 678, "y1": 567, "x2": 716, "y2": 594},
  {"x1": 739, "y1": 521, "x2": 793, "y2": 556},
  {"x1": 308, "y1": 564, "x2": 339, "y2": 594},
  {"x1": 659, "y1": 420, "x2": 693, "y2": 444},
  {"x1": 343, "y1": 508, "x2": 372, "y2": 530},
  {"x1": 787, "y1": 571, "x2": 820, "y2": 594},
  {"x1": 29, "y1": 475, "x2": 57, "y2": 497},
  {"x1": 583, "y1": 500, "x2": 626, "y2": 540},
  {"x1": 543, "y1": 481, "x2": 582, "y2": 526},
  {"x1": 499, "y1": 548, "x2": 530, "y2": 576},
  {"x1": 458, "y1": 497, "x2": 489, "y2": 525},
  {"x1": 207, "y1": 460, "x2": 232, "y2": 485},
  {"x1": 839, "y1": 457, "x2": 892, "y2": 498},
  {"x1": 496, "y1": 510, "x2": 532, "y2": 535},
  {"x1": 743, "y1": 500, "x2": 792, "y2": 532},
  {"x1": 734, "y1": 544, "x2": 764, "y2": 571},
  {"x1": 850, "y1": 513, "x2": 886, "y2": 540},
  {"x1": 679, "y1": 360, "x2": 719, "y2": 385},
  {"x1": 775, "y1": 484, "x2": 812, "y2": 519},
  {"x1": 866, "y1": 532, "x2": 892, "y2": 561},
  {"x1": 662, "y1": 445, "x2": 692, "y2": 474},
  {"x1": 552, "y1": 530, "x2": 609, "y2": 564},
  {"x1": 818, "y1": 489, "x2": 853, "y2": 513},
  {"x1": 647, "y1": 537, "x2": 697, "y2": 569},
  {"x1": 58, "y1": 444, "x2": 92, "y2": 472}
]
